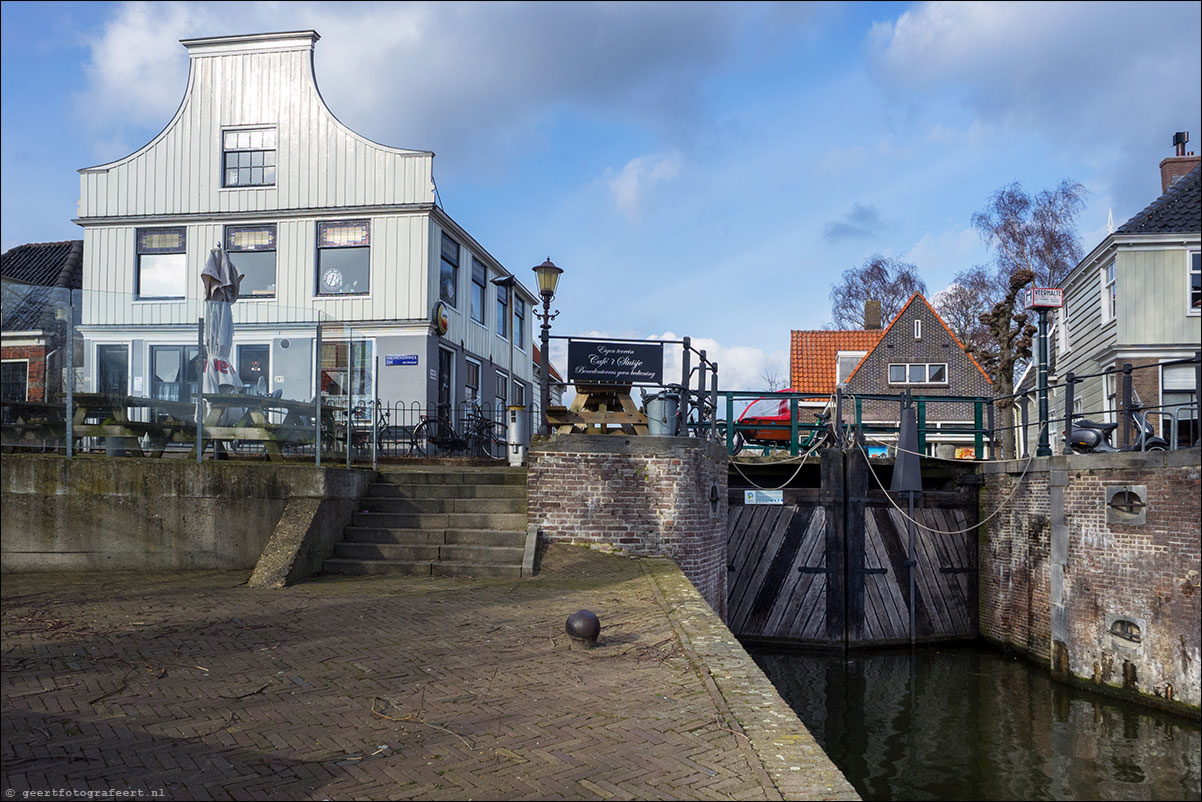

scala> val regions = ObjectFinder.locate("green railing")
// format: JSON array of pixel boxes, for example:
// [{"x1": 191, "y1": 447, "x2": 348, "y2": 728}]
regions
[{"x1": 718, "y1": 390, "x2": 994, "y2": 459}]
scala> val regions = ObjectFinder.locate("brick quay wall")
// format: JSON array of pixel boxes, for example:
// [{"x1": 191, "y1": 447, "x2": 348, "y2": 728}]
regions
[
  {"x1": 528, "y1": 434, "x2": 729, "y2": 619},
  {"x1": 979, "y1": 448, "x2": 1201, "y2": 715}
]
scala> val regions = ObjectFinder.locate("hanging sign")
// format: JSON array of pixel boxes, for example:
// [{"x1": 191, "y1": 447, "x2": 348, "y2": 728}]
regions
[
  {"x1": 432, "y1": 302, "x2": 450, "y2": 335},
  {"x1": 567, "y1": 340, "x2": 663, "y2": 384},
  {"x1": 1023, "y1": 287, "x2": 1063, "y2": 310}
]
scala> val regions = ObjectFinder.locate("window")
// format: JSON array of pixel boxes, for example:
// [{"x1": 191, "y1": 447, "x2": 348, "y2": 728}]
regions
[
  {"x1": 1102, "y1": 262, "x2": 1116, "y2": 321},
  {"x1": 836, "y1": 351, "x2": 867, "y2": 385},
  {"x1": 914, "y1": 320, "x2": 922, "y2": 340},
  {"x1": 514, "y1": 296, "x2": 526, "y2": 349},
  {"x1": 319, "y1": 340, "x2": 372, "y2": 400},
  {"x1": 1, "y1": 361, "x2": 28, "y2": 401},
  {"x1": 514, "y1": 381, "x2": 526, "y2": 409},
  {"x1": 471, "y1": 258, "x2": 487, "y2": 324},
  {"x1": 465, "y1": 358, "x2": 481, "y2": 404},
  {"x1": 223, "y1": 128, "x2": 276, "y2": 187},
  {"x1": 150, "y1": 345, "x2": 200, "y2": 403},
  {"x1": 1104, "y1": 371, "x2": 1117, "y2": 424},
  {"x1": 496, "y1": 281, "x2": 510, "y2": 339},
  {"x1": 97, "y1": 344, "x2": 129, "y2": 398},
  {"x1": 136, "y1": 228, "x2": 186, "y2": 298},
  {"x1": 1056, "y1": 303, "x2": 1070, "y2": 355},
  {"x1": 237, "y1": 344, "x2": 271, "y2": 393},
  {"x1": 317, "y1": 221, "x2": 370, "y2": 295},
  {"x1": 1162, "y1": 363, "x2": 1198, "y2": 447},
  {"x1": 1190, "y1": 251, "x2": 1200, "y2": 313},
  {"x1": 440, "y1": 233, "x2": 459, "y2": 307},
  {"x1": 888, "y1": 363, "x2": 948, "y2": 384},
  {"x1": 495, "y1": 371, "x2": 508, "y2": 414},
  {"x1": 226, "y1": 225, "x2": 276, "y2": 296}
]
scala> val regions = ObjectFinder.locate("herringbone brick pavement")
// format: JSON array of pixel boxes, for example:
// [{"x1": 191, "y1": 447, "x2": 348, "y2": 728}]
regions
[{"x1": 2, "y1": 545, "x2": 809, "y2": 800}]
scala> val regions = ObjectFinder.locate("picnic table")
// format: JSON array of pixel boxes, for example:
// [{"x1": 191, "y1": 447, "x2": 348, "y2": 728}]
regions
[{"x1": 2, "y1": 393, "x2": 343, "y2": 461}]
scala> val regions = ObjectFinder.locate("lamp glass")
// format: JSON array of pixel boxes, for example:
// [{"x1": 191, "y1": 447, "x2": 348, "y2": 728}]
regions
[{"x1": 532, "y1": 259, "x2": 562, "y2": 297}]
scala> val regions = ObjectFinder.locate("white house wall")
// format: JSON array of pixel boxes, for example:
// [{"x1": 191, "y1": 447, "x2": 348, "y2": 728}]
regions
[
  {"x1": 81, "y1": 214, "x2": 429, "y2": 327},
  {"x1": 78, "y1": 42, "x2": 433, "y2": 220}
]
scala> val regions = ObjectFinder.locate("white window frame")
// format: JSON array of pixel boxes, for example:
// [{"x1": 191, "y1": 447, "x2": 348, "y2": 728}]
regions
[
  {"x1": 1056, "y1": 302, "x2": 1070, "y2": 356},
  {"x1": 221, "y1": 126, "x2": 278, "y2": 188},
  {"x1": 135, "y1": 227, "x2": 187, "y2": 300},
  {"x1": 1188, "y1": 250, "x2": 1200, "y2": 317},
  {"x1": 494, "y1": 370, "x2": 509, "y2": 414},
  {"x1": 836, "y1": 351, "x2": 867, "y2": 385},
  {"x1": 1101, "y1": 262, "x2": 1116, "y2": 323},
  {"x1": 887, "y1": 362, "x2": 948, "y2": 385},
  {"x1": 1103, "y1": 372, "x2": 1116, "y2": 424},
  {"x1": 914, "y1": 320, "x2": 922, "y2": 340}
]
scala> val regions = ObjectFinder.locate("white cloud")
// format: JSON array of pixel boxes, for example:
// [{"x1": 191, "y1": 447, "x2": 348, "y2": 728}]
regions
[
  {"x1": 608, "y1": 153, "x2": 683, "y2": 221},
  {"x1": 74, "y1": 1, "x2": 750, "y2": 171},
  {"x1": 867, "y1": 1, "x2": 1202, "y2": 213}
]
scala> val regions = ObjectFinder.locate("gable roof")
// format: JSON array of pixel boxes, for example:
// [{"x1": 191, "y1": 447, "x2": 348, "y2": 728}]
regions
[
  {"x1": 1115, "y1": 164, "x2": 1201, "y2": 235},
  {"x1": 844, "y1": 293, "x2": 992, "y2": 385},
  {"x1": 532, "y1": 344, "x2": 564, "y2": 383},
  {"x1": 1, "y1": 240, "x2": 83, "y2": 289},
  {"x1": 790, "y1": 329, "x2": 883, "y2": 394}
]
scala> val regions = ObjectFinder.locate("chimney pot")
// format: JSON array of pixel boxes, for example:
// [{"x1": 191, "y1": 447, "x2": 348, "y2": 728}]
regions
[{"x1": 1159, "y1": 132, "x2": 1199, "y2": 193}]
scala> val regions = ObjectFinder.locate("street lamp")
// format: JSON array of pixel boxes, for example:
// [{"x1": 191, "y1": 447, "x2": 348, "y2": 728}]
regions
[{"x1": 532, "y1": 258, "x2": 563, "y2": 435}]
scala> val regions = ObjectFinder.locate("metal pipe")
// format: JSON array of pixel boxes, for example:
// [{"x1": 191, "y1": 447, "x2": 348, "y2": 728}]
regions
[
  {"x1": 1121, "y1": 362, "x2": 1133, "y2": 450},
  {"x1": 1036, "y1": 309, "x2": 1051, "y2": 456},
  {"x1": 315, "y1": 323, "x2": 322, "y2": 467},
  {"x1": 196, "y1": 317, "x2": 204, "y2": 464},
  {"x1": 65, "y1": 292, "x2": 74, "y2": 459},
  {"x1": 1063, "y1": 372, "x2": 1076, "y2": 456},
  {"x1": 679, "y1": 337, "x2": 691, "y2": 436},
  {"x1": 710, "y1": 361, "x2": 718, "y2": 442},
  {"x1": 346, "y1": 334, "x2": 353, "y2": 469},
  {"x1": 697, "y1": 349, "x2": 708, "y2": 436}
]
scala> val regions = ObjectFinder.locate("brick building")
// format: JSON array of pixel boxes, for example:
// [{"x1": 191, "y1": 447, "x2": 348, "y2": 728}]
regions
[
  {"x1": 791, "y1": 293, "x2": 993, "y2": 455},
  {"x1": 1, "y1": 241, "x2": 83, "y2": 402}
]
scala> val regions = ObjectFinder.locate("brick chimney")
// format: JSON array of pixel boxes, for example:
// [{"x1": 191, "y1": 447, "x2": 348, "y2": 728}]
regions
[
  {"x1": 1160, "y1": 132, "x2": 1200, "y2": 193},
  {"x1": 864, "y1": 299, "x2": 882, "y2": 330}
]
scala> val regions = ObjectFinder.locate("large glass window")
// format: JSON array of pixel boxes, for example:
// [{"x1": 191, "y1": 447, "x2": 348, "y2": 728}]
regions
[
  {"x1": 496, "y1": 281, "x2": 509, "y2": 339},
  {"x1": 317, "y1": 221, "x2": 370, "y2": 295},
  {"x1": 1, "y1": 361, "x2": 28, "y2": 401},
  {"x1": 226, "y1": 225, "x2": 276, "y2": 297},
  {"x1": 223, "y1": 128, "x2": 277, "y2": 187},
  {"x1": 237, "y1": 344, "x2": 271, "y2": 394},
  {"x1": 440, "y1": 233, "x2": 459, "y2": 307},
  {"x1": 319, "y1": 341, "x2": 372, "y2": 402},
  {"x1": 514, "y1": 296, "x2": 526, "y2": 348},
  {"x1": 471, "y1": 258, "x2": 487, "y2": 324},
  {"x1": 136, "y1": 228, "x2": 186, "y2": 298},
  {"x1": 150, "y1": 345, "x2": 200, "y2": 403}
]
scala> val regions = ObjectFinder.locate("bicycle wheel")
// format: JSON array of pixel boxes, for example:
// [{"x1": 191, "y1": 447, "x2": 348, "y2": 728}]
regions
[
  {"x1": 473, "y1": 420, "x2": 506, "y2": 459},
  {"x1": 413, "y1": 419, "x2": 461, "y2": 457}
]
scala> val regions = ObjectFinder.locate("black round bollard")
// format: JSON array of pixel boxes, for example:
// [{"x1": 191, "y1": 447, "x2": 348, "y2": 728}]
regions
[{"x1": 565, "y1": 610, "x2": 600, "y2": 647}]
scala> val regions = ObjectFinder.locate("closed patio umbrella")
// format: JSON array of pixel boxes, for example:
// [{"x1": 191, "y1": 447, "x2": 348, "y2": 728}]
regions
[{"x1": 201, "y1": 244, "x2": 245, "y2": 397}]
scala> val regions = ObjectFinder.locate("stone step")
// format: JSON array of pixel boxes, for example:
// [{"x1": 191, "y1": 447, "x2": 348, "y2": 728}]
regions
[
  {"x1": 333, "y1": 542, "x2": 524, "y2": 564},
  {"x1": 374, "y1": 468, "x2": 527, "y2": 486},
  {"x1": 351, "y1": 511, "x2": 527, "y2": 530},
  {"x1": 366, "y1": 483, "x2": 527, "y2": 500},
  {"x1": 358, "y1": 497, "x2": 526, "y2": 515},
  {"x1": 344, "y1": 528, "x2": 527, "y2": 547},
  {"x1": 323, "y1": 559, "x2": 523, "y2": 579}
]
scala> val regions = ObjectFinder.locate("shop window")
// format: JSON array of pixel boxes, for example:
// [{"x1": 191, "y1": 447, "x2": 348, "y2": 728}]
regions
[
  {"x1": 150, "y1": 345, "x2": 200, "y2": 403},
  {"x1": 237, "y1": 344, "x2": 271, "y2": 394}
]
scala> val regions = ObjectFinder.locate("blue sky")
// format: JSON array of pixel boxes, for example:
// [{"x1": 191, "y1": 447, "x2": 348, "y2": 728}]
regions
[{"x1": 2, "y1": 1, "x2": 1199, "y2": 388}]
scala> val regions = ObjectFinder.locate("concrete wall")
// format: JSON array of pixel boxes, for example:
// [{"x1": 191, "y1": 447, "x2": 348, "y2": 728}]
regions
[
  {"x1": 979, "y1": 449, "x2": 1201, "y2": 714},
  {"x1": 528, "y1": 435, "x2": 729, "y2": 618},
  {"x1": 1, "y1": 454, "x2": 372, "y2": 573}
]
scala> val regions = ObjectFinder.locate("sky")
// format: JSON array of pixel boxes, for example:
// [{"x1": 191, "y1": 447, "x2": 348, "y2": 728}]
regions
[{"x1": 2, "y1": 1, "x2": 1200, "y2": 390}]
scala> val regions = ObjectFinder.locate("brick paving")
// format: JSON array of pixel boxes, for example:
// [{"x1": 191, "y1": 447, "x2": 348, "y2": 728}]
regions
[{"x1": 2, "y1": 544, "x2": 857, "y2": 801}]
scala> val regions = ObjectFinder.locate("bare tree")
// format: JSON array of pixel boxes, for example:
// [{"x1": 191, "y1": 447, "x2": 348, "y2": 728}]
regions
[
  {"x1": 760, "y1": 367, "x2": 788, "y2": 391},
  {"x1": 828, "y1": 255, "x2": 927, "y2": 329},
  {"x1": 970, "y1": 179, "x2": 1086, "y2": 458},
  {"x1": 933, "y1": 266, "x2": 999, "y2": 363}
]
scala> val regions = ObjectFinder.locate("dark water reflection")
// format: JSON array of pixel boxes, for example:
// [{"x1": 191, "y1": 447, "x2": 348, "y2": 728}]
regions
[{"x1": 752, "y1": 646, "x2": 1201, "y2": 801}]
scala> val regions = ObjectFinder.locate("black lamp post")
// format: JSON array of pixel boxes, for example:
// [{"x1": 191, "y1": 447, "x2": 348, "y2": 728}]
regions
[{"x1": 531, "y1": 258, "x2": 563, "y2": 435}]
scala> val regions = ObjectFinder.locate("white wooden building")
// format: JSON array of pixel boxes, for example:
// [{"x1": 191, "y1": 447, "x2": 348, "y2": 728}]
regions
[{"x1": 74, "y1": 30, "x2": 539, "y2": 421}]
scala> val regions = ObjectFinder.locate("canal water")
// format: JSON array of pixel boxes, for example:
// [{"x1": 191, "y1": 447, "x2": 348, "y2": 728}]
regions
[{"x1": 752, "y1": 646, "x2": 1201, "y2": 801}]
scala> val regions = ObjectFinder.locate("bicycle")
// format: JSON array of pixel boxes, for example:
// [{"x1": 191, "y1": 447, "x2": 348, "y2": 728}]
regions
[{"x1": 412, "y1": 403, "x2": 505, "y2": 458}]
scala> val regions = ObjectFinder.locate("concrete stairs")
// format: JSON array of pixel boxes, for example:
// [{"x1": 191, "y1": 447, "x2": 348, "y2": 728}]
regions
[{"x1": 322, "y1": 465, "x2": 531, "y2": 578}]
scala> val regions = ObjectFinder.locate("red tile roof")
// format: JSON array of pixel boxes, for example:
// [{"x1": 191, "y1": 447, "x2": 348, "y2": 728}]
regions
[
  {"x1": 532, "y1": 344, "x2": 564, "y2": 382},
  {"x1": 790, "y1": 329, "x2": 883, "y2": 394}
]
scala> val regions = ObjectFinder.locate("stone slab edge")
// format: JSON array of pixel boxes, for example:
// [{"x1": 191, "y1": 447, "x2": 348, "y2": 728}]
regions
[
  {"x1": 978, "y1": 446, "x2": 1200, "y2": 475},
  {"x1": 642, "y1": 559, "x2": 860, "y2": 801},
  {"x1": 522, "y1": 524, "x2": 539, "y2": 577}
]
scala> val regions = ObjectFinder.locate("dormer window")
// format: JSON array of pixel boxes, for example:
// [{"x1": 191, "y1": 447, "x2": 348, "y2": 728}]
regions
[
  {"x1": 836, "y1": 351, "x2": 867, "y2": 385},
  {"x1": 223, "y1": 128, "x2": 277, "y2": 187}
]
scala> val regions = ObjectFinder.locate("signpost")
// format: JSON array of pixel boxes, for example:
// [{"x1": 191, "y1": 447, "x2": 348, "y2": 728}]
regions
[{"x1": 1025, "y1": 287, "x2": 1063, "y2": 457}]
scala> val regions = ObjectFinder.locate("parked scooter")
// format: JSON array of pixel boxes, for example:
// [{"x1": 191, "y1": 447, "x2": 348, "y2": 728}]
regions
[{"x1": 1064, "y1": 400, "x2": 1169, "y2": 453}]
